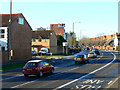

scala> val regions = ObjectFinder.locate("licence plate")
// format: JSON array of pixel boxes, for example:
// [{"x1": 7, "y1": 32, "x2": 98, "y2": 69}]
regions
[
  {"x1": 27, "y1": 69, "x2": 32, "y2": 70},
  {"x1": 77, "y1": 58, "x2": 81, "y2": 60}
]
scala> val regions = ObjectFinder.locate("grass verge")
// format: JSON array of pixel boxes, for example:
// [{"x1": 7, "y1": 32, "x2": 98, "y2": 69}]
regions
[{"x1": 1, "y1": 63, "x2": 26, "y2": 71}]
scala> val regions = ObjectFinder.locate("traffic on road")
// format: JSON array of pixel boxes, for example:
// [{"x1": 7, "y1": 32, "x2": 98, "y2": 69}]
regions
[{"x1": 1, "y1": 50, "x2": 120, "y2": 89}]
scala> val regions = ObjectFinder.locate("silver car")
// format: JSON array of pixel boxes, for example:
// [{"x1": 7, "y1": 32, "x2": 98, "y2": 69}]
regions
[{"x1": 88, "y1": 52, "x2": 97, "y2": 58}]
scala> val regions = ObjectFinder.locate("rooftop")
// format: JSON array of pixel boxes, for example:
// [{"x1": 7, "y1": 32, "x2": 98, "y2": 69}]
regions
[
  {"x1": 0, "y1": 13, "x2": 22, "y2": 27},
  {"x1": 32, "y1": 30, "x2": 54, "y2": 39}
]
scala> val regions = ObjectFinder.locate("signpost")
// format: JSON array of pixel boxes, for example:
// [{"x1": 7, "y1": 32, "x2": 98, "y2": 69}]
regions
[{"x1": 63, "y1": 42, "x2": 68, "y2": 54}]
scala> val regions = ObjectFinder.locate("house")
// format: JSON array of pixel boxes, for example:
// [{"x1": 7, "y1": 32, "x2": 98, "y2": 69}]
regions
[
  {"x1": 0, "y1": 13, "x2": 32, "y2": 63},
  {"x1": 114, "y1": 34, "x2": 120, "y2": 50},
  {"x1": 50, "y1": 23, "x2": 65, "y2": 38},
  {"x1": 32, "y1": 30, "x2": 57, "y2": 54},
  {"x1": 90, "y1": 33, "x2": 120, "y2": 50}
]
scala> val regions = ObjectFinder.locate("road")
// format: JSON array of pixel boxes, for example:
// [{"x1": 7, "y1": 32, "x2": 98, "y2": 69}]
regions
[{"x1": 1, "y1": 50, "x2": 120, "y2": 90}]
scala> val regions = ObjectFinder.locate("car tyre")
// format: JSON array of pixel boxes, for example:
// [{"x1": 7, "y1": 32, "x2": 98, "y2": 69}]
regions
[
  {"x1": 50, "y1": 68, "x2": 54, "y2": 74},
  {"x1": 24, "y1": 74, "x2": 28, "y2": 77},
  {"x1": 75, "y1": 61, "x2": 77, "y2": 64},
  {"x1": 38, "y1": 71, "x2": 43, "y2": 77},
  {"x1": 87, "y1": 60, "x2": 89, "y2": 63}
]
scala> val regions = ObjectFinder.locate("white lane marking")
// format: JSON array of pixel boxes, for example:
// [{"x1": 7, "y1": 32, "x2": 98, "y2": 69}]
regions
[
  {"x1": 54, "y1": 52, "x2": 116, "y2": 89},
  {"x1": 67, "y1": 67, "x2": 79, "y2": 72},
  {"x1": 82, "y1": 79, "x2": 104, "y2": 84},
  {"x1": 0, "y1": 74, "x2": 23, "y2": 81},
  {"x1": 106, "y1": 76, "x2": 120, "y2": 88},
  {"x1": 11, "y1": 79, "x2": 38, "y2": 88},
  {"x1": 10, "y1": 66, "x2": 80, "y2": 88},
  {"x1": 108, "y1": 81, "x2": 113, "y2": 85}
]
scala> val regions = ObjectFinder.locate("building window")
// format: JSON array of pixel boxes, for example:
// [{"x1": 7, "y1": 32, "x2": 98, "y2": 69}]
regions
[
  {"x1": 1, "y1": 35, "x2": 4, "y2": 38},
  {"x1": 32, "y1": 39, "x2": 36, "y2": 42},
  {"x1": 1, "y1": 47, "x2": 5, "y2": 51},
  {"x1": 18, "y1": 17, "x2": 24, "y2": 25},
  {"x1": 45, "y1": 39, "x2": 47, "y2": 42},
  {"x1": 39, "y1": 39, "x2": 42, "y2": 42},
  {"x1": 1, "y1": 29, "x2": 5, "y2": 33}
]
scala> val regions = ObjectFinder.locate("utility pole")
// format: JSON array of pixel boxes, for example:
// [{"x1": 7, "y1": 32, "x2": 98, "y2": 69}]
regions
[
  {"x1": 9, "y1": 0, "x2": 12, "y2": 61},
  {"x1": 72, "y1": 22, "x2": 74, "y2": 49}
]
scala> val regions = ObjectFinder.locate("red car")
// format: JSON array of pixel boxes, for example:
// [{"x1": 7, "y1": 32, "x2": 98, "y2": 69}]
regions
[{"x1": 23, "y1": 60, "x2": 54, "y2": 77}]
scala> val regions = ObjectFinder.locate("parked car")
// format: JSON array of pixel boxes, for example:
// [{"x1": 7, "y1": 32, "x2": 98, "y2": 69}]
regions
[
  {"x1": 88, "y1": 52, "x2": 97, "y2": 58},
  {"x1": 23, "y1": 60, "x2": 54, "y2": 77},
  {"x1": 39, "y1": 48, "x2": 49, "y2": 55},
  {"x1": 74, "y1": 54, "x2": 89, "y2": 64},
  {"x1": 92, "y1": 49, "x2": 100, "y2": 55},
  {"x1": 32, "y1": 51, "x2": 37, "y2": 55}
]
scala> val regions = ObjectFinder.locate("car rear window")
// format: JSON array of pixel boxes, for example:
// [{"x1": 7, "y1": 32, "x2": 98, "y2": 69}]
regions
[
  {"x1": 25, "y1": 62, "x2": 38, "y2": 67},
  {"x1": 77, "y1": 55, "x2": 84, "y2": 58}
]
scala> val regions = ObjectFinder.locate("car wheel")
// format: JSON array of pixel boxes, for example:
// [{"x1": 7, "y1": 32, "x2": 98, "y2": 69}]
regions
[
  {"x1": 24, "y1": 74, "x2": 28, "y2": 77},
  {"x1": 38, "y1": 71, "x2": 43, "y2": 77},
  {"x1": 50, "y1": 68, "x2": 54, "y2": 74},
  {"x1": 75, "y1": 61, "x2": 77, "y2": 64},
  {"x1": 87, "y1": 60, "x2": 89, "y2": 63}
]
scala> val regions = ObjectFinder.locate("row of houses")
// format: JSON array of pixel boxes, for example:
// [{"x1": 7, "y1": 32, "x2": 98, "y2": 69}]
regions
[
  {"x1": 0, "y1": 13, "x2": 66, "y2": 63},
  {"x1": 90, "y1": 33, "x2": 120, "y2": 50}
]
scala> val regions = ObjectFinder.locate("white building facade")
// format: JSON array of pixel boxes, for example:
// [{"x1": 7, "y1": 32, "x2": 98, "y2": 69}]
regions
[
  {"x1": 0, "y1": 27, "x2": 8, "y2": 51},
  {"x1": 114, "y1": 35, "x2": 120, "y2": 50}
]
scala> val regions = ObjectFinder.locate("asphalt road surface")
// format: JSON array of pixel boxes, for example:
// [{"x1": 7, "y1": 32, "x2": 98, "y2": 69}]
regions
[{"x1": 1, "y1": 50, "x2": 120, "y2": 90}]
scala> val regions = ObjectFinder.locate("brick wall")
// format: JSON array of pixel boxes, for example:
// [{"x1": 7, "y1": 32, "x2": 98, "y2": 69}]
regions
[
  {"x1": 50, "y1": 24, "x2": 65, "y2": 38},
  {"x1": 8, "y1": 14, "x2": 32, "y2": 62}
]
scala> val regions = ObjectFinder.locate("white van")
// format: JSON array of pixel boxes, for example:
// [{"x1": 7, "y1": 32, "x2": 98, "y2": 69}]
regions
[{"x1": 39, "y1": 48, "x2": 48, "y2": 55}]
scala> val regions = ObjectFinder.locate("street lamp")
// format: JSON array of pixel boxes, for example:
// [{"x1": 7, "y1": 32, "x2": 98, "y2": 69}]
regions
[
  {"x1": 9, "y1": 0, "x2": 12, "y2": 61},
  {"x1": 72, "y1": 22, "x2": 80, "y2": 48}
]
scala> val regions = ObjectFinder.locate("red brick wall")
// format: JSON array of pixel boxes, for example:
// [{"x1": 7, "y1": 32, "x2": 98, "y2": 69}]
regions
[
  {"x1": 5, "y1": 14, "x2": 32, "y2": 62},
  {"x1": 50, "y1": 24, "x2": 65, "y2": 37}
]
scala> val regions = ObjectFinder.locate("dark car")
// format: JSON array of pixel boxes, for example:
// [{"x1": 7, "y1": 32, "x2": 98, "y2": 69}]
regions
[
  {"x1": 23, "y1": 60, "x2": 54, "y2": 77},
  {"x1": 74, "y1": 54, "x2": 89, "y2": 64},
  {"x1": 92, "y1": 49, "x2": 100, "y2": 55}
]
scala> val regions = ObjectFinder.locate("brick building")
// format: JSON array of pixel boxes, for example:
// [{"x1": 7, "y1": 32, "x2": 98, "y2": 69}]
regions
[
  {"x1": 90, "y1": 33, "x2": 120, "y2": 50},
  {"x1": 0, "y1": 13, "x2": 32, "y2": 63},
  {"x1": 90, "y1": 33, "x2": 118, "y2": 40},
  {"x1": 32, "y1": 30, "x2": 57, "y2": 54},
  {"x1": 50, "y1": 23, "x2": 65, "y2": 38}
]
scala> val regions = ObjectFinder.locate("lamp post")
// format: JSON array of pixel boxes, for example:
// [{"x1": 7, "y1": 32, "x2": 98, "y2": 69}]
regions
[
  {"x1": 9, "y1": 0, "x2": 12, "y2": 61},
  {"x1": 72, "y1": 22, "x2": 80, "y2": 48}
]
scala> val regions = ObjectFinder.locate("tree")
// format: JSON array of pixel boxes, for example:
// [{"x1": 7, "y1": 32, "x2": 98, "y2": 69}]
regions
[
  {"x1": 68, "y1": 35, "x2": 78, "y2": 48},
  {"x1": 57, "y1": 35, "x2": 67, "y2": 47},
  {"x1": 79, "y1": 36, "x2": 90, "y2": 47}
]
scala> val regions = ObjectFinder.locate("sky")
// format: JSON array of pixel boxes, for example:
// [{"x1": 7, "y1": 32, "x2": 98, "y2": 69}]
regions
[{"x1": 0, "y1": 0, "x2": 119, "y2": 39}]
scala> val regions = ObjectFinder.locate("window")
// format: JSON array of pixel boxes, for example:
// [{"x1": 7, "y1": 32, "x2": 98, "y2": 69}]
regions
[
  {"x1": 32, "y1": 39, "x2": 36, "y2": 42},
  {"x1": 25, "y1": 62, "x2": 38, "y2": 67},
  {"x1": 39, "y1": 39, "x2": 42, "y2": 42},
  {"x1": 39, "y1": 62, "x2": 45, "y2": 67},
  {"x1": 1, "y1": 47, "x2": 5, "y2": 51},
  {"x1": 18, "y1": 17, "x2": 24, "y2": 25},
  {"x1": 44, "y1": 62, "x2": 49, "y2": 66},
  {"x1": 1, "y1": 29, "x2": 5, "y2": 33},
  {"x1": 45, "y1": 39, "x2": 47, "y2": 42},
  {"x1": 1, "y1": 35, "x2": 4, "y2": 38}
]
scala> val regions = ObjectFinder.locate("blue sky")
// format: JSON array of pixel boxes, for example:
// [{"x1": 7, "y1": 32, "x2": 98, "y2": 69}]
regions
[{"x1": 0, "y1": 0, "x2": 118, "y2": 39}]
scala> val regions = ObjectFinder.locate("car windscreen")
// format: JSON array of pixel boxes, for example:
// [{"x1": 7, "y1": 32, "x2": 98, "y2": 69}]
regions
[
  {"x1": 89, "y1": 52, "x2": 94, "y2": 54},
  {"x1": 77, "y1": 55, "x2": 84, "y2": 58},
  {"x1": 25, "y1": 62, "x2": 38, "y2": 67}
]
